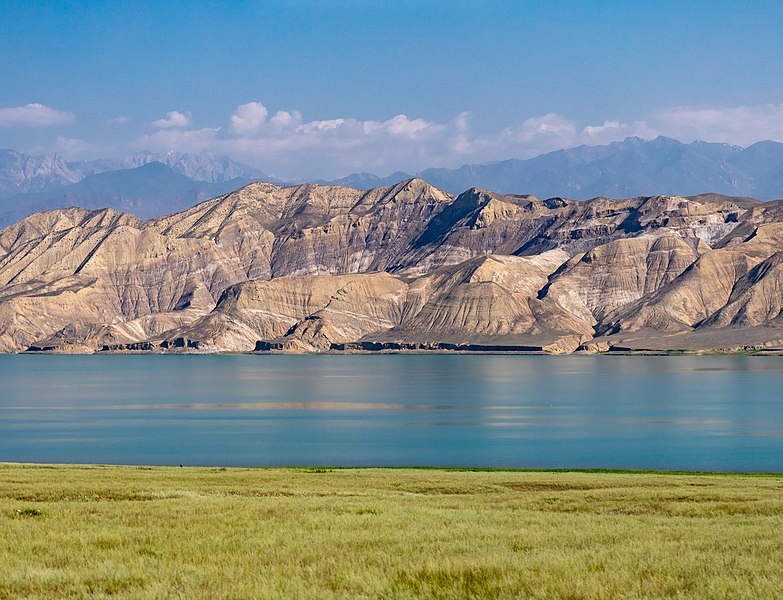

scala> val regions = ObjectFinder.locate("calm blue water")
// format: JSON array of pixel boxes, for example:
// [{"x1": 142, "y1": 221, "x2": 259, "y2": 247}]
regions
[{"x1": 1, "y1": 354, "x2": 782, "y2": 471}]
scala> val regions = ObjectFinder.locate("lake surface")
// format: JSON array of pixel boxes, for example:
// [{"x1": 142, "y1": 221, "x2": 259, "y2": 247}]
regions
[{"x1": 1, "y1": 354, "x2": 782, "y2": 471}]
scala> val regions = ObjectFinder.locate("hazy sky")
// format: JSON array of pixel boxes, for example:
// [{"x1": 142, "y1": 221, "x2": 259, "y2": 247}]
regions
[{"x1": 2, "y1": 0, "x2": 783, "y2": 178}]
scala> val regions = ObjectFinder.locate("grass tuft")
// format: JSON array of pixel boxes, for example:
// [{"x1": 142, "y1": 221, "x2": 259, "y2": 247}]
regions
[
  {"x1": 353, "y1": 508, "x2": 378, "y2": 515},
  {"x1": 11, "y1": 507, "x2": 46, "y2": 518},
  {"x1": 394, "y1": 565, "x2": 504, "y2": 598}
]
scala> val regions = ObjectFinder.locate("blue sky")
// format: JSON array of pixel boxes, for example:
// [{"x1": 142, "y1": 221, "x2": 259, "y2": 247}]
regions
[{"x1": 2, "y1": 0, "x2": 783, "y2": 178}]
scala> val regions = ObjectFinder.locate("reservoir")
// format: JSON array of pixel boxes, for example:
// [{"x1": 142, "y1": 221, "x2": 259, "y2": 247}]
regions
[{"x1": 1, "y1": 354, "x2": 781, "y2": 472}]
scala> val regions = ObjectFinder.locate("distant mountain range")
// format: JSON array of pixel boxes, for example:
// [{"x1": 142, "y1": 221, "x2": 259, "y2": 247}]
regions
[
  {"x1": 0, "y1": 150, "x2": 272, "y2": 225},
  {"x1": 0, "y1": 149, "x2": 268, "y2": 196},
  {"x1": 0, "y1": 162, "x2": 265, "y2": 225},
  {"x1": 2, "y1": 136, "x2": 783, "y2": 226},
  {"x1": 326, "y1": 137, "x2": 783, "y2": 199}
]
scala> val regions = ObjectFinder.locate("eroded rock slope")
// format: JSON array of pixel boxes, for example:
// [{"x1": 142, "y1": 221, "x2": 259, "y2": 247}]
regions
[{"x1": 1, "y1": 178, "x2": 782, "y2": 353}]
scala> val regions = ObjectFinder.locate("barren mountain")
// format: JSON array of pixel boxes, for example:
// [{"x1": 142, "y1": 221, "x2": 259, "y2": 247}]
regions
[
  {"x1": 0, "y1": 150, "x2": 83, "y2": 196},
  {"x1": 0, "y1": 149, "x2": 266, "y2": 198},
  {"x1": 1, "y1": 178, "x2": 783, "y2": 354},
  {"x1": 339, "y1": 137, "x2": 783, "y2": 200},
  {"x1": 0, "y1": 162, "x2": 259, "y2": 226}
]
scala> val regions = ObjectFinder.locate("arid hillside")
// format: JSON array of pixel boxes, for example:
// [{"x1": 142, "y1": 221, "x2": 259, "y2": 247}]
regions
[{"x1": 2, "y1": 179, "x2": 783, "y2": 353}]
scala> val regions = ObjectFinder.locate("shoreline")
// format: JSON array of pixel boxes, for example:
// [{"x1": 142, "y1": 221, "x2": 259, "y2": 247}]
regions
[
  {"x1": 3, "y1": 463, "x2": 782, "y2": 476},
  {"x1": 12, "y1": 348, "x2": 783, "y2": 356}
]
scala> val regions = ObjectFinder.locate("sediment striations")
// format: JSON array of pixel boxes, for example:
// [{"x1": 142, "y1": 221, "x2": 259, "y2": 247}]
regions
[{"x1": 2, "y1": 178, "x2": 783, "y2": 354}]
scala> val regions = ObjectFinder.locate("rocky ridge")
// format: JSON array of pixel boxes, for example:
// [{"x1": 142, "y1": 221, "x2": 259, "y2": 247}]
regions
[{"x1": 2, "y1": 178, "x2": 783, "y2": 354}]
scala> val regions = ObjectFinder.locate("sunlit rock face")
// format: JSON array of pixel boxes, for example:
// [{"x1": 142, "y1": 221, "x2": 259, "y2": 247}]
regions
[{"x1": 2, "y1": 178, "x2": 781, "y2": 353}]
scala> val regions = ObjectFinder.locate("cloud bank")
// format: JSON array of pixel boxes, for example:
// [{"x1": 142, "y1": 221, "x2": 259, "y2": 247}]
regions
[
  {"x1": 652, "y1": 104, "x2": 783, "y2": 147},
  {"x1": 0, "y1": 103, "x2": 75, "y2": 127},
  {"x1": 8, "y1": 101, "x2": 783, "y2": 177},
  {"x1": 135, "y1": 101, "x2": 783, "y2": 178}
]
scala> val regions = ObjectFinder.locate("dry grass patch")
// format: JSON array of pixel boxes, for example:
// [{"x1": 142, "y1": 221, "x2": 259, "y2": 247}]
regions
[{"x1": 1, "y1": 465, "x2": 782, "y2": 599}]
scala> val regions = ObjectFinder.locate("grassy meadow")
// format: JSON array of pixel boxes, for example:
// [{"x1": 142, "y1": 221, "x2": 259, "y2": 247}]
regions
[{"x1": 1, "y1": 465, "x2": 783, "y2": 599}]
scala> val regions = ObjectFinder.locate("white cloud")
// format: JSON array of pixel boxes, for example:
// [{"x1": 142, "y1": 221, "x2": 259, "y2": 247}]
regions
[
  {"x1": 580, "y1": 120, "x2": 659, "y2": 145},
  {"x1": 651, "y1": 103, "x2": 783, "y2": 146},
  {"x1": 582, "y1": 120, "x2": 623, "y2": 137},
  {"x1": 131, "y1": 100, "x2": 783, "y2": 179},
  {"x1": 269, "y1": 110, "x2": 302, "y2": 130},
  {"x1": 230, "y1": 102, "x2": 269, "y2": 135},
  {"x1": 0, "y1": 103, "x2": 74, "y2": 127},
  {"x1": 10, "y1": 97, "x2": 783, "y2": 178},
  {"x1": 296, "y1": 118, "x2": 346, "y2": 135},
  {"x1": 492, "y1": 113, "x2": 578, "y2": 156},
  {"x1": 138, "y1": 127, "x2": 220, "y2": 153},
  {"x1": 137, "y1": 102, "x2": 628, "y2": 178},
  {"x1": 53, "y1": 136, "x2": 90, "y2": 156},
  {"x1": 361, "y1": 114, "x2": 444, "y2": 139},
  {"x1": 514, "y1": 113, "x2": 576, "y2": 140},
  {"x1": 152, "y1": 110, "x2": 191, "y2": 129},
  {"x1": 453, "y1": 111, "x2": 470, "y2": 134}
]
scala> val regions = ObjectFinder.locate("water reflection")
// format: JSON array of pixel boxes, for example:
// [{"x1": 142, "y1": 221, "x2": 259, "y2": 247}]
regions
[{"x1": 0, "y1": 354, "x2": 782, "y2": 471}]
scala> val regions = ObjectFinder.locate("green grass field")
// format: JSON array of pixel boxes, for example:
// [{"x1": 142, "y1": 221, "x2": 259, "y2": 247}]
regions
[{"x1": 2, "y1": 465, "x2": 782, "y2": 599}]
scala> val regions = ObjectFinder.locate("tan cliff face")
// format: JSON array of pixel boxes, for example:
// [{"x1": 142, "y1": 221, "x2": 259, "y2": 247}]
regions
[
  {"x1": 0, "y1": 178, "x2": 780, "y2": 353},
  {"x1": 541, "y1": 233, "x2": 702, "y2": 329}
]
